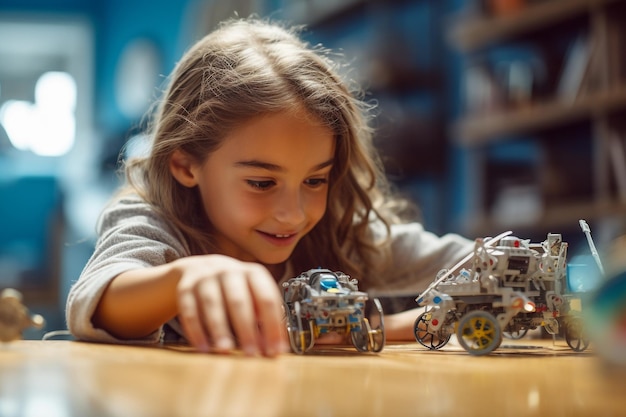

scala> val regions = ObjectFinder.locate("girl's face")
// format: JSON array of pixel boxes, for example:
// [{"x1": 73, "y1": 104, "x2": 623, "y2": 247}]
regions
[{"x1": 172, "y1": 110, "x2": 335, "y2": 266}]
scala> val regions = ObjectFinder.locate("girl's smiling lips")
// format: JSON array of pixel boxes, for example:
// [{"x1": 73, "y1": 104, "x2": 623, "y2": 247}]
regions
[{"x1": 257, "y1": 230, "x2": 300, "y2": 246}]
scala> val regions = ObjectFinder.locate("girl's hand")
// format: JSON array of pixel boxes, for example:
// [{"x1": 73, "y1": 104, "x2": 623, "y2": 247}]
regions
[{"x1": 173, "y1": 254, "x2": 289, "y2": 357}]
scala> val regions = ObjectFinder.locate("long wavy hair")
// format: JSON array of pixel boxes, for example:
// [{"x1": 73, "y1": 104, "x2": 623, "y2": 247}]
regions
[{"x1": 121, "y1": 17, "x2": 409, "y2": 288}]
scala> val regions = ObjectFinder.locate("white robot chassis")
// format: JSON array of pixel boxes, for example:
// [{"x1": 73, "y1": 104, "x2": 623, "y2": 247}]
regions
[{"x1": 414, "y1": 225, "x2": 593, "y2": 356}]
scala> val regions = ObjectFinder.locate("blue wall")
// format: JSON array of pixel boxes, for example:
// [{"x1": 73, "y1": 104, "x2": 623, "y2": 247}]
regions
[
  {"x1": 1, "y1": 0, "x2": 194, "y2": 136},
  {"x1": 94, "y1": 0, "x2": 193, "y2": 135}
]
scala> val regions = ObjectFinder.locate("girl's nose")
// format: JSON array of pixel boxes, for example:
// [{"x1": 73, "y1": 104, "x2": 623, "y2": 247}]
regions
[{"x1": 273, "y1": 188, "x2": 306, "y2": 225}]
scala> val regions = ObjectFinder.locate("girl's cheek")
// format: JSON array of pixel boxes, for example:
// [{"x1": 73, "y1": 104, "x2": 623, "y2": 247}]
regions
[
  {"x1": 238, "y1": 196, "x2": 272, "y2": 218},
  {"x1": 307, "y1": 193, "x2": 328, "y2": 219}
]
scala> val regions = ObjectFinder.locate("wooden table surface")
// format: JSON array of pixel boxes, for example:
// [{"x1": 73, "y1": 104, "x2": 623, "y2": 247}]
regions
[{"x1": 1, "y1": 338, "x2": 625, "y2": 417}]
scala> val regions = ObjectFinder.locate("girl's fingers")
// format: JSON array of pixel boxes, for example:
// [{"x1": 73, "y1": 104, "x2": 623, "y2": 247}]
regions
[
  {"x1": 175, "y1": 256, "x2": 288, "y2": 356},
  {"x1": 177, "y1": 289, "x2": 211, "y2": 352},
  {"x1": 246, "y1": 266, "x2": 289, "y2": 356},
  {"x1": 195, "y1": 277, "x2": 235, "y2": 353},
  {"x1": 221, "y1": 270, "x2": 260, "y2": 356}
]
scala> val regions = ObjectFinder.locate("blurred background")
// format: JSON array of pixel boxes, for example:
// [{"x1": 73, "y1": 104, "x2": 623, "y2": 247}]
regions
[{"x1": 1, "y1": 0, "x2": 625, "y2": 337}]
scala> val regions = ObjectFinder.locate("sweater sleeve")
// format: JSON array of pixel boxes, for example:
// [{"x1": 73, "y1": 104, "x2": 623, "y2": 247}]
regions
[
  {"x1": 65, "y1": 196, "x2": 189, "y2": 344},
  {"x1": 367, "y1": 222, "x2": 474, "y2": 294}
]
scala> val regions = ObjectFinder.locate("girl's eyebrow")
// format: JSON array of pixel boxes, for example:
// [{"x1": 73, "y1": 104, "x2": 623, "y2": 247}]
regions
[{"x1": 234, "y1": 158, "x2": 334, "y2": 172}]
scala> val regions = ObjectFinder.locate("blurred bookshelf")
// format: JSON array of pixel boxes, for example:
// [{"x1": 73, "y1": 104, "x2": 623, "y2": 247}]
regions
[
  {"x1": 449, "y1": 0, "x2": 626, "y2": 239},
  {"x1": 448, "y1": 0, "x2": 624, "y2": 51}
]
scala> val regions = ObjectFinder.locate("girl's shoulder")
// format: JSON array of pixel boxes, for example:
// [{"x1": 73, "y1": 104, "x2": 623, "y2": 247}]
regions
[
  {"x1": 367, "y1": 218, "x2": 427, "y2": 240},
  {"x1": 101, "y1": 192, "x2": 153, "y2": 214},
  {"x1": 95, "y1": 192, "x2": 191, "y2": 255},
  {"x1": 97, "y1": 193, "x2": 167, "y2": 232},
  {"x1": 369, "y1": 219, "x2": 473, "y2": 251}
]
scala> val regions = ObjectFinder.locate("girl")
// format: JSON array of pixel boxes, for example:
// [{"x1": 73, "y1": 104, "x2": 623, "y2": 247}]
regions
[{"x1": 66, "y1": 17, "x2": 472, "y2": 357}]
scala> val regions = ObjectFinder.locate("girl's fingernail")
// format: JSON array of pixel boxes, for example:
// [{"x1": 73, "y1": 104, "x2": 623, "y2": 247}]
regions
[
  {"x1": 243, "y1": 345, "x2": 259, "y2": 356},
  {"x1": 214, "y1": 338, "x2": 233, "y2": 351}
]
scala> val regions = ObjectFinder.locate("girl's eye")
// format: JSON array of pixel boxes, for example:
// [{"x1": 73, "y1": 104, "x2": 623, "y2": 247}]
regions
[
  {"x1": 305, "y1": 178, "x2": 328, "y2": 188},
  {"x1": 246, "y1": 180, "x2": 275, "y2": 190}
]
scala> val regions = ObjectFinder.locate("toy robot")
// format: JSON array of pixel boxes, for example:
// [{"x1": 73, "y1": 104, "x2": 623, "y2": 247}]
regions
[
  {"x1": 413, "y1": 227, "x2": 590, "y2": 356},
  {"x1": 0, "y1": 288, "x2": 45, "y2": 342},
  {"x1": 282, "y1": 268, "x2": 385, "y2": 354}
]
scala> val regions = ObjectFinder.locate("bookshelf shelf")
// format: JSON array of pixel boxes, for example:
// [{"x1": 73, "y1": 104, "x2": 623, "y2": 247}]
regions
[
  {"x1": 455, "y1": 84, "x2": 626, "y2": 144},
  {"x1": 448, "y1": 0, "x2": 624, "y2": 51},
  {"x1": 468, "y1": 199, "x2": 626, "y2": 237}
]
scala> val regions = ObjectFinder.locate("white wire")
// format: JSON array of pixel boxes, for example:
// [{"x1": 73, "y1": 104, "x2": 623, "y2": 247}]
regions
[{"x1": 42, "y1": 330, "x2": 74, "y2": 340}]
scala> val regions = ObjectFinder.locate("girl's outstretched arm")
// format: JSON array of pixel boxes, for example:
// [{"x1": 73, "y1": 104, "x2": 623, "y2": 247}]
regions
[
  {"x1": 92, "y1": 262, "x2": 179, "y2": 340},
  {"x1": 92, "y1": 254, "x2": 289, "y2": 357}
]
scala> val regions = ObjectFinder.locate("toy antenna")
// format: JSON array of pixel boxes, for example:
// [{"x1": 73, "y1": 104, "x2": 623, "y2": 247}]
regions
[
  {"x1": 579, "y1": 219, "x2": 605, "y2": 276},
  {"x1": 417, "y1": 230, "x2": 513, "y2": 301}
]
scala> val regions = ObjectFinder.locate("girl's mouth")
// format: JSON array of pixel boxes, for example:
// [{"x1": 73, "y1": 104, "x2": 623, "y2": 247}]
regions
[{"x1": 258, "y1": 231, "x2": 299, "y2": 246}]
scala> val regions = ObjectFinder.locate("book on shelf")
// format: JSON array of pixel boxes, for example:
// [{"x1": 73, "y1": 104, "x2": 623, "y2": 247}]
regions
[
  {"x1": 609, "y1": 132, "x2": 626, "y2": 203},
  {"x1": 607, "y1": 11, "x2": 626, "y2": 88},
  {"x1": 557, "y1": 34, "x2": 594, "y2": 102}
]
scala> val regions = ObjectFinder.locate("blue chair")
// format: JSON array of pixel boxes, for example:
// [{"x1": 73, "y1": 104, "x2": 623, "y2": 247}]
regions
[{"x1": 0, "y1": 175, "x2": 63, "y2": 304}]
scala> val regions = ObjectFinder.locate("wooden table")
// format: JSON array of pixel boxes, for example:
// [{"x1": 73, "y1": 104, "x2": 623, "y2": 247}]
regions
[{"x1": 1, "y1": 338, "x2": 625, "y2": 417}]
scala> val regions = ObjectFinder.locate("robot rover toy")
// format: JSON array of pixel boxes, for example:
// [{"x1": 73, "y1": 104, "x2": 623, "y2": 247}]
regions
[
  {"x1": 282, "y1": 268, "x2": 385, "y2": 354},
  {"x1": 413, "y1": 224, "x2": 593, "y2": 356}
]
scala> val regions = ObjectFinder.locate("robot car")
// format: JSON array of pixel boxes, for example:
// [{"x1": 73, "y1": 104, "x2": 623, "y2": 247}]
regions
[
  {"x1": 282, "y1": 268, "x2": 385, "y2": 354},
  {"x1": 413, "y1": 226, "x2": 591, "y2": 356}
]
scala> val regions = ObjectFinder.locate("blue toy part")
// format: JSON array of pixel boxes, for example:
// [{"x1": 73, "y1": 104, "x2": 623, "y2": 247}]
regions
[
  {"x1": 320, "y1": 277, "x2": 340, "y2": 291},
  {"x1": 315, "y1": 317, "x2": 330, "y2": 325},
  {"x1": 588, "y1": 271, "x2": 626, "y2": 318},
  {"x1": 586, "y1": 270, "x2": 626, "y2": 366},
  {"x1": 567, "y1": 254, "x2": 603, "y2": 293}
]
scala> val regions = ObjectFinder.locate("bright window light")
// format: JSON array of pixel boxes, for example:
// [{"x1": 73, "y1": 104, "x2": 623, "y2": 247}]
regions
[{"x1": 0, "y1": 71, "x2": 76, "y2": 156}]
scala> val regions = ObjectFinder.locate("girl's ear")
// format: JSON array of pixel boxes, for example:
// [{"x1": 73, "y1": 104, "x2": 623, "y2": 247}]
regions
[{"x1": 169, "y1": 149, "x2": 199, "y2": 187}]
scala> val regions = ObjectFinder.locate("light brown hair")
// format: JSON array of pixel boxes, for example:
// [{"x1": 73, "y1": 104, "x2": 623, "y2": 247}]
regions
[{"x1": 121, "y1": 18, "x2": 408, "y2": 288}]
